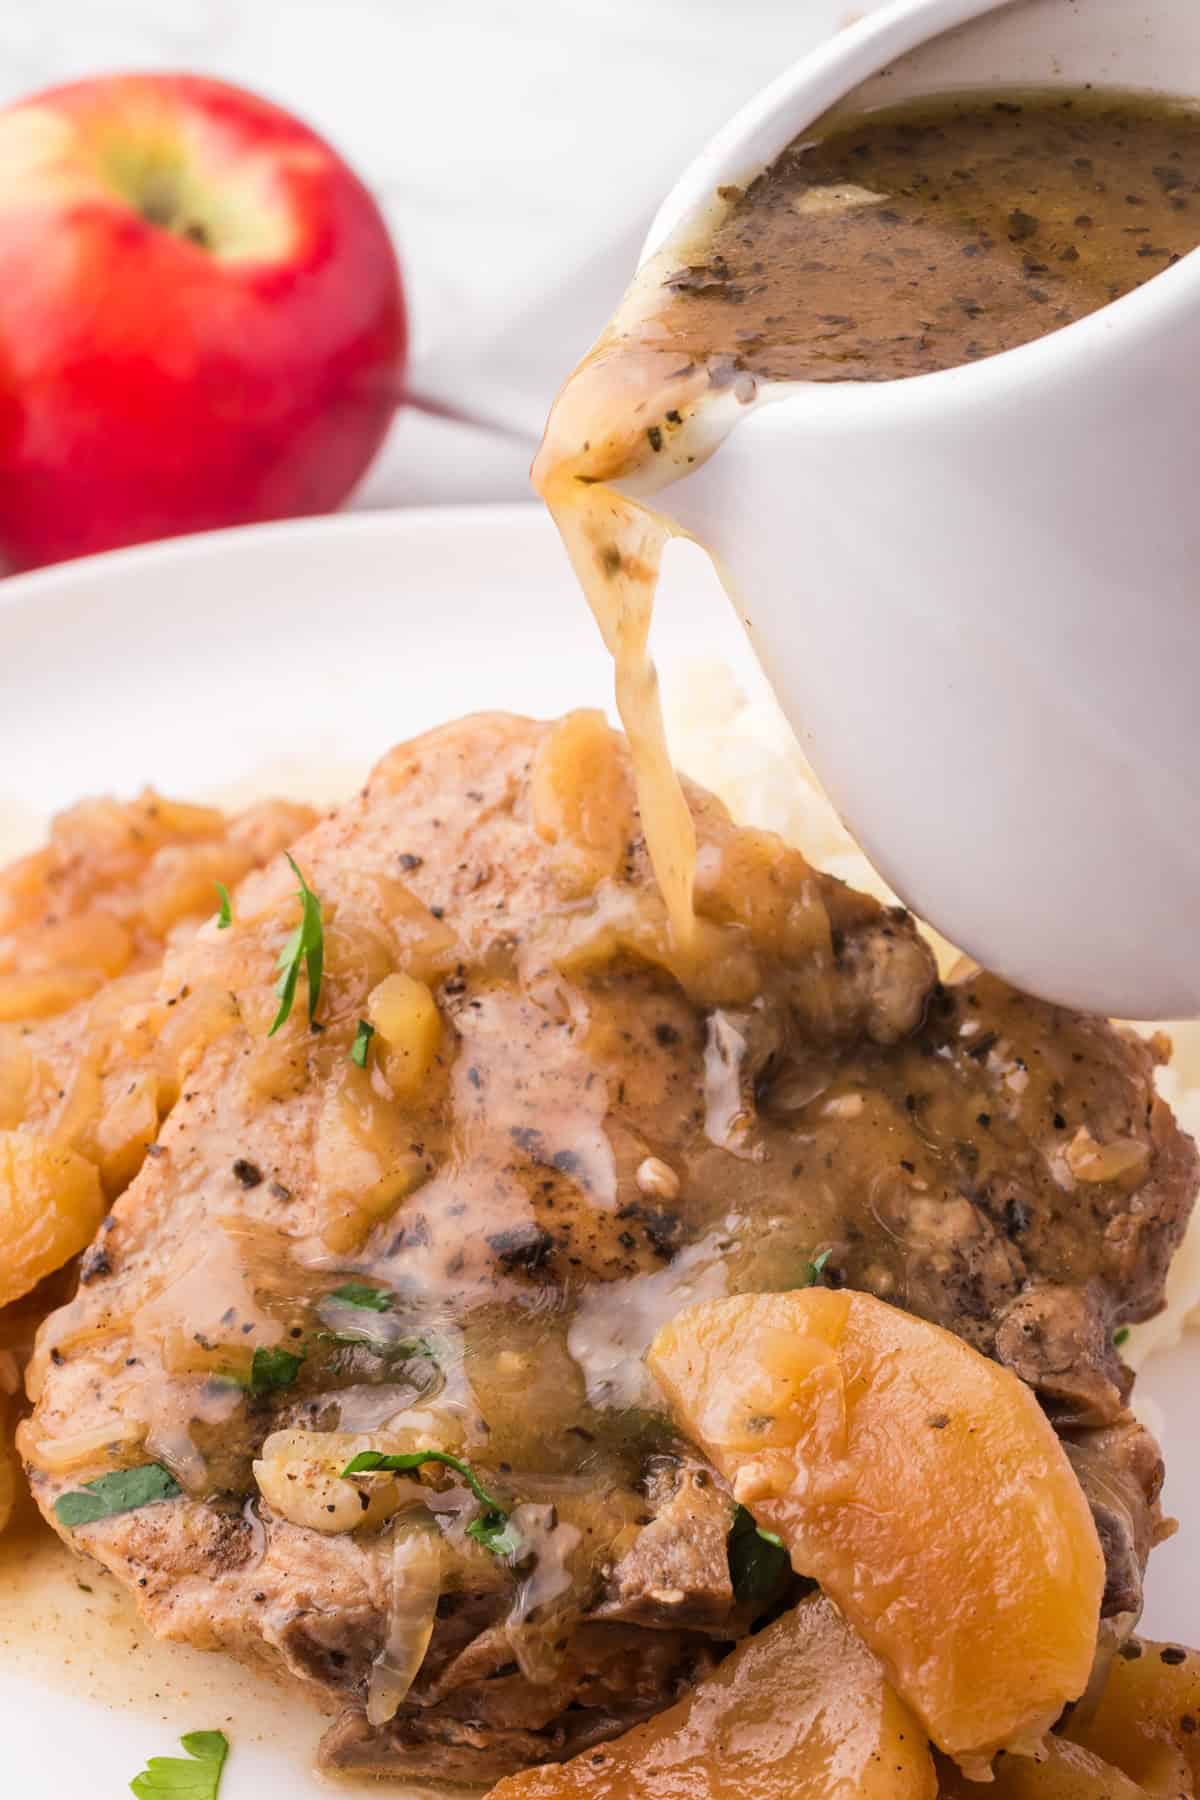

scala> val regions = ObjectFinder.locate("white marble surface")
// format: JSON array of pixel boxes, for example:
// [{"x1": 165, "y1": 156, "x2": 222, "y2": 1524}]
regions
[{"x1": 0, "y1": 0, "x2": 885, "y2": 508}]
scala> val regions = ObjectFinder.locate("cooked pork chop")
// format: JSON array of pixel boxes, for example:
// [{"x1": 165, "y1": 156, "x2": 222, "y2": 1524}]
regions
[{"x1": 21, "y1": 714, "x2": 1196, "y2": 1783}]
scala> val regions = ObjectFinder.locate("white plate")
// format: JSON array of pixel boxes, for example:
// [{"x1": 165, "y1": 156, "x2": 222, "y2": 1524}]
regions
[{"x1": 1, "y1": 504, "x2": 1196, "y2": 1794}]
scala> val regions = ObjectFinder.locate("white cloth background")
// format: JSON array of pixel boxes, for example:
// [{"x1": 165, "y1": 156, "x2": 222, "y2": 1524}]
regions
[{"x1": 0, "y1": 0, "x2": 889, "y2": 510}]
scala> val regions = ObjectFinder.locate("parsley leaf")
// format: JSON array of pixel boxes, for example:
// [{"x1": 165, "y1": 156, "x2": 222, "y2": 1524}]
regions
[
  {"x1": 268, "y1": 853, "x2": 324, "y2": 1036},
  {"x1": 466, "y1": 1512, "x2": 525, "y2": 1556},
  {"x1": 350, "y1": 1019, "x2": 375, "y2": 1068},
  {"x1": 55, "y1": 1463, "x2": 181, "y2": 1529},
  {"x1": 214, "y1": 882, "x2": 232, "y2": 929},
  {"x1": 321, "y1": 1325, "x2": 437, "y2": 1359},
  {"x1": 341, "y1": 1449, "x2": 520, "y2": 1557},
  {"x1": 1113, "y1": 1326, "x2": 1130, "y2": 1348},
  {"x1": 802, "y1": 1247, "x2": 833, "y2": 1287},
  {"x1": 215, "y1": 1345, "x2": 305, "y2": 1397},
  {"x1": 342, "y1": 1448, "x2": 505, "y2": 1510},
  {"x1": 727, "y1": 1502, "x2": 789, "y2": 1611},
  {"x1": 329, "y1": 1282, "x2": 393, "y2": 1312},
  {"x1": 130, "y1": 1728, "x2": 229, "y2": 1799},
  {"x1": 247, "y1": 1345, "x2": 305, "y2": 1396},
  {"x1": 319, "y1": 1284, "x2": 405, "y2": 1348}
]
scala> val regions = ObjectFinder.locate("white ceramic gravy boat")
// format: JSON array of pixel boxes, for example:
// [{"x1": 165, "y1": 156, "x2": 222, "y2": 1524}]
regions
[{"x1": 639, "y1": 0, "x2": 1200, "y2": 1019}]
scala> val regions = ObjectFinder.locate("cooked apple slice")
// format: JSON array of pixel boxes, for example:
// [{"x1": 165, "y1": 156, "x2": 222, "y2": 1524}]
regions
[
  {"x1": 1062, "y1": 1638, "x2": 1200, "y2": 1794},
  {"x1": 648, "y1": 1289, "x2": 1105, "y2": 1777},
  {"x1": 485, "y1": 1589, "x2": 936, "y2": 1799},
  {"x1": 0, "y1": 1130, "x2": 104, "y2": 1308},
  {"x1": 938, "y1": 1738, "x2": 1152, "y2": 1797}
]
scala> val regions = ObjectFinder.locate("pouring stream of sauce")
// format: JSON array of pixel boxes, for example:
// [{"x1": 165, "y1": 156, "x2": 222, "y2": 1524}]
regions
[{"x1": 534, "y1": 90, "x2": 1200, "y2": 936}]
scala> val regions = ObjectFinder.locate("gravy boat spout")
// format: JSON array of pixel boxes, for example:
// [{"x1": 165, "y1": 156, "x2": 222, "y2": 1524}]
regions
[{"x1": 638, "y1": 0, "x2": 1200, "y2": 1019}]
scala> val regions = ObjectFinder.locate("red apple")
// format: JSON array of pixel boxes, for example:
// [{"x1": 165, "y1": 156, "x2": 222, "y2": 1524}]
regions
[{"x1": 0, "y1": 72, "x2": 406, "y2": 570}]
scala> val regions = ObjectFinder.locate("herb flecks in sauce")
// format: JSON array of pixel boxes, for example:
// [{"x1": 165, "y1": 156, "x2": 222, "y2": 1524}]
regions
[
  {"x1": 55, "y1": 1463, "x2": 182, "y2": 1529},
  {"x1": 649, "y1": 92, "x2": 1200, "y2": 389},
  {"x1": 269, "y1": 852, "x2": 325, "y2": 1036},
  {"x1": 728, "y1": 1501, "x2": 791, "y2": 1610},
  {"x1": 803, "y1": 1247, "x2": 833, "y2": 1287},
  {"x1": 343, "y1": 1449, "x2": 520, "y2": 1558},
  {"x1": 329, "y1": 1282, "x2": 393, "y2": 1312},
  {"x1": 243, "y1": 1344, "x2": 305, "y2": 1396}
]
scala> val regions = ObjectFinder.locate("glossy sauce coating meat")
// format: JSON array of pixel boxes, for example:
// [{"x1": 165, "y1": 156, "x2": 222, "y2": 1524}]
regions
[
  {"x1": 20, "y1": 714, "x2": 1196, "y2": 1782},
  {"x1": 0, "y1": 788, "x2": 317, "y2": 1526}
]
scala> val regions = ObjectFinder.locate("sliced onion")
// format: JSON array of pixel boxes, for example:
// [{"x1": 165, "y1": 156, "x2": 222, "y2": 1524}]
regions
[
  {"x1": 367, "y1": 1515, "x2": 442, "y2": 1726},
  {"x1": 22, "y1": 1416, "x2": 143, "y2": 1474},
  {"x1": 259, "y1": 1427, "x2": 358, "y2": 1463},
  {"x1": 333, "y1": 1383, "x2": 428, "y2": 1434},
  {"x1": 26, "y1": 1319, "x2": 122, "y2": 1401},
  {"x1": 1065, "y1": 1126, "x2": 1149, "y2": 1185},
  {"x1": 505, "y1": 1503, "x2": 582, "y2": 1685}
]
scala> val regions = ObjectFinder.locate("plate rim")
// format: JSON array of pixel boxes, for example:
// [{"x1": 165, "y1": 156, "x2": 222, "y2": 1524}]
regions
[{"x1": 0, "y1": 500, "x2": 547, "y2": 612}]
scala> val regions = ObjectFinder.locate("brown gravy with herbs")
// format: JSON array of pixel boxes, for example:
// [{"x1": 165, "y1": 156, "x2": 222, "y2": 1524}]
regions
[{"x1": 533, "y1": 89, "x2": 1200, "y2": 944}]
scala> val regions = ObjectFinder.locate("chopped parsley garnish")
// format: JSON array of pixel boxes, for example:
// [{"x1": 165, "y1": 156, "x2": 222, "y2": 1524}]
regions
[
  {"x1": 329, "y1": 1282, "x2": 393, "y2": 1312},
  {"x1": 130, "y1": 1728, "x2": 229, "y2": 1799},
  {"x1": 341, "y1": 1448, "x2": 519, "y2": 1557},
  {"x1": 246, "y1": 1345, "x2": 305, "y2": 1396},
  {"x1": 802, "y1": 1247, "x2": 833, "y2": 1287},
  {"x1": 350, "y1": 1019, "x2": 375, "y2": 1068},
  {"x1": 1113, "y1": 1326, "x2": 1130, "y2": 1348},
  {"x1": 466, "y1": 1512, "x2": 525, "y2": 1556},
  {"x1": 214, "y1": 882, "x2": 232, "y2": 929},
  {"x1": 214, "y1": 1345, "x2": 304, "y2": 1397},
  {"x1": 322, "y1": 1322, "x2": 438, "y2": 1360},
  {"x1": 268, "y1": 853, "x2": 324, "y2": 1036},
  {"x1": 727, "y1": 1502, "x2": 790, "y2": 1610},
  {"x1": 319, "y1": 1283, "x2": 414, "y2": 1349},
  {"x1": 342, "y1": 1447, "x2": 504, "y2": 1509},
  {"x1": 55, "y1": 1463, "x2": 181, "y2": 1529}
]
